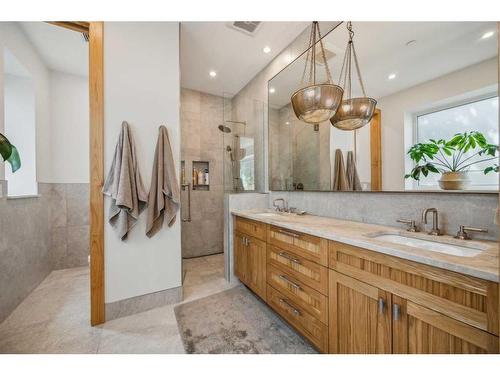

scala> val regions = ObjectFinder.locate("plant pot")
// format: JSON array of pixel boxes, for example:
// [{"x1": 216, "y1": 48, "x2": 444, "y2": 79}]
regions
[{"x1": 438, "y1": 171, "x2": 470, "y2": 190}]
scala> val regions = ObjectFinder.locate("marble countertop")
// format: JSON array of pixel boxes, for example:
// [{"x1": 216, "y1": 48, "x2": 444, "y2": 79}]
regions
[{"x1": 232, "y1": 209, "x2": 499, "y2": 282}]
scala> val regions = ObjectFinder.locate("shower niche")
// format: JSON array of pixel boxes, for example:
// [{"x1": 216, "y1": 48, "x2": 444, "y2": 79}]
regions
[{"x1": 192, "y1": 160, "x2": 210, "y2": 191}]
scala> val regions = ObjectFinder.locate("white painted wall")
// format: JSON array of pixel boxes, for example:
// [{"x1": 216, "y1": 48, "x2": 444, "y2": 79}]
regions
[
  {"x1": 4, "y1": 74, "x2": 37, "y2": 196},
  {"x1": 104, "y1": 22, "x2": 182, "y2": 303},
  {"x1": 0, "y1": 22, "x2": 51, "y2": 183},
  {"x1": 377, "y1": 58, "x2": 498, "y2": 191},
  {"x1": 49, "y1": 71, "x2": 89, "y2": 183}
]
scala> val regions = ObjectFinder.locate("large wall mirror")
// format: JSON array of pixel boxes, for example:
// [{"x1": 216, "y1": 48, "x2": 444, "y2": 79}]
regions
[{"x1": 268, "y1": 22, "x2": 499, "y2": 192}]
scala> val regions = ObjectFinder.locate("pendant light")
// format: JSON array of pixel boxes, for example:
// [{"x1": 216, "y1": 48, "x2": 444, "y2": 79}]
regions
[
  {"x1": 331, "y1": 22, "x2": 377, "y2": 131},
  {"x1": 291, "y1": 22, "x2": 344, "y2": 125}
]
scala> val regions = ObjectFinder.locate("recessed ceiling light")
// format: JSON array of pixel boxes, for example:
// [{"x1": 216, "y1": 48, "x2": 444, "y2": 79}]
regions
[
  {"x1": 388, "y1": 73, "x2": 396, "y2": 80},
  {"x1": 263, "y1": 46, "x2": 271, "y2": 54},
  {"x1": 209, "y1": 70, "x2": 217, "y2": 78},
  {"x1": 269, "y1": 87, "x2": 275, "y2": 94},
  {"x1": 285, "y1": 121, "x2": 290, "y2": 125},
  {"x1": 481, "y1": 31, "x2": 495, "y2": 39}
]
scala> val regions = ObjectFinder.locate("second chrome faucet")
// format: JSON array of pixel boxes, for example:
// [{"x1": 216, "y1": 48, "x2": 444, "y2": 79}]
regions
[{"x1": 422, "y1": 208, "x2": 441, "y2": 236}]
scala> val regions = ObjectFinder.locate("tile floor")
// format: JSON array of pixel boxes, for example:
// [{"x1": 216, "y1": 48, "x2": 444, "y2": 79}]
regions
[{"x1": 0, "y1": 253, "x2": 232, "y2": 354}]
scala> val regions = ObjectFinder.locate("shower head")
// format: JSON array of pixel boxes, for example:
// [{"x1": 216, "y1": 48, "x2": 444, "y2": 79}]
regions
[{"x1": 218, "y1": 125, "x2": 231, "y2": 133}]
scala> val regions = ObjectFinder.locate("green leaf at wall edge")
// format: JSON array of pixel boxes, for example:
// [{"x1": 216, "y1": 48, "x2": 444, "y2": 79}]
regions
[
  {"x1": 0, "y1": 132, "x2": 13, "y2": 161},
  {"x1": 6, "y1": 145, "x2": 21, "y2": 173}
]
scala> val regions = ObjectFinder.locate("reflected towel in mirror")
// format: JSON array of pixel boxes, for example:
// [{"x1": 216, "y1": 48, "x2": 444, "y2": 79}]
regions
[
  {"x1": 332, "y1": 149, "x2": 348, "y2": 191},
  {"x1": 346, "y1": 150, "x2": 362, "y2": 191}
]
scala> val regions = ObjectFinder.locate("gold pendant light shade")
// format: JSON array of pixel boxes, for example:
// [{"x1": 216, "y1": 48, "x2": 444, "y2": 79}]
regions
[
  {"x1": 290, "y1": 22, "x2": 343, "y2": 125},
  {"x1": 331, "y1": 97, "x2": 377, "y2": 130},
  {"x1": 331, "y1": 22, "x2": 377, "y2": 131},
  {"x1": 291, "y1": 84, "x2": 343, "y2": 124}
]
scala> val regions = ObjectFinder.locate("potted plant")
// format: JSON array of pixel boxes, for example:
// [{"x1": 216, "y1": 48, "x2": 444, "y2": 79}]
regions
[
  {"x1": 405, "y1": 131, "x2": 498, "y2": 190},
  {"x1": 0, "y1": 132, "x2": 21, "y2": 173}
]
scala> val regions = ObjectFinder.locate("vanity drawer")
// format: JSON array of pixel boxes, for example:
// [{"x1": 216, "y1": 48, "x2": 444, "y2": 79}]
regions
[
  {"x1": 267, "y1": 285, "x2": 328, "y2": 353},
  {"x1": 234, "y1": 216, "x2": 266, "y2": 241},
  {"x1": 268, "y1": 225, "x2": 328, "y2": 266},
  {"x1": 267, "y1": 245, "x2": 328, "y2": 295},
  {"x1": 267, "y1": 264, "x2": 328, "y2": 324}
]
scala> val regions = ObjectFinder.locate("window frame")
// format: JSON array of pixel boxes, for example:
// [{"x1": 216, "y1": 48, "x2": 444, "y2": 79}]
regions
[{"x1": 411, "y1": 92, "x2": 499, "y2": 190}]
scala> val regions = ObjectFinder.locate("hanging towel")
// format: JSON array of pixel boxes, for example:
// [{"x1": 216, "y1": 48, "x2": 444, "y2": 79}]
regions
[
  {"x1": 103, "y1": 121, "x2": 148, "y2": 240},
  {"x1": 346, "y1": 151, "x2": 362, "y2": 191},
  {"x1": 332, "y1": 149, "x2": 348, "y2": 191},
  {"x1": 146, "y1": 125, "x2": 180, "y2": 237}
]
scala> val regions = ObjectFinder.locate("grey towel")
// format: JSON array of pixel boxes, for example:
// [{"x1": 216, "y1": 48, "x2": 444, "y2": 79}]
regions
[
  {"x1": 346, "y1": 151, "x2": 362, "y2": 191},
  {"x1": 146, "y1": 125, "x2": 180, "y2": 237},
  {"x1": 103, "y1": 121, "x2": 148, "y2": 240},
  {"x1": 332, "y1": 149, "x2": 348, "y2": 191}
]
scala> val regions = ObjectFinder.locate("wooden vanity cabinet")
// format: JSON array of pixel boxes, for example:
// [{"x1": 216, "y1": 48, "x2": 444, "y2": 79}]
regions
[
  {"x1": 329, "y1": 270, "x2": 392, "y2": 354},
  {"x1": 233, "y1": 215, "x2": 499, "y2": 354},
  {"x1": 392, "y1": 295, "x2": 498, "y2": 354},
  {"x1": 234, "y1": 217, "x2": 267, "y2": 301},
  {"x1": 328, "y1": 241, "x2": 499, "y2": 354}
]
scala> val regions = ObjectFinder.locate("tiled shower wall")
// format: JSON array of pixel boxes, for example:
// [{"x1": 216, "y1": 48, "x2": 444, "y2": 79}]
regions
[
  {"x1": 49, "y1": 183, "x2": 90, "y2": 269},
  {"x1": 180, "y1": 88, "x2": 224, "y2": 258},
  {"x1": 0, "y1": 182, "x2": 89, "y2": 323}
]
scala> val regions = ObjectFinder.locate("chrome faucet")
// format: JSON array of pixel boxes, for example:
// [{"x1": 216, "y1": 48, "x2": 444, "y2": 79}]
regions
[
  {"x1": 422, "y1": 208, "x2": 441, "y2": 236},
  {"x1": 273, "y1": 198, "x2": 287, "y2": 212}
]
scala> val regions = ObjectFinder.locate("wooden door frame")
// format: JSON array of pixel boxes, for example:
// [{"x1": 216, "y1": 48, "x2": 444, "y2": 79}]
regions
[
  {"x1": 370, "y1": 109, "x2": 382, "y2": 191},
  {"x1": 48, "y1": 21, "x2": 105, "y2": 326}
]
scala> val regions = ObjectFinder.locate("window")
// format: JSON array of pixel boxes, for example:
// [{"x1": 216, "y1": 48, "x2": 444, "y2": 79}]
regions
[
  {"x1": 3, "y1": 49, "x2": 37, "y2": 197},
  {"x1": 413, "y1": 95, "x2": 499, "y2": 189}
]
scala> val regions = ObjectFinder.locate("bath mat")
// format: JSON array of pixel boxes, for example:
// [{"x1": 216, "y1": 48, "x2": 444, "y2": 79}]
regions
[{"x1": 174, "y1": 285, "x2": 317, "y2": 354}]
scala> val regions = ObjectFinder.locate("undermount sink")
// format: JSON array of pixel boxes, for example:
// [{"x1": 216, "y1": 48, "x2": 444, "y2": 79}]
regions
[{"x1": 368, "y1": 233, "x2": 486, "y2": 257}]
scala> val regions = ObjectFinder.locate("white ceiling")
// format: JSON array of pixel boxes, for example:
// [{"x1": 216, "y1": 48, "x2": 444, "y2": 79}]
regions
[
  {"x1": 19, "y1": 22, "x2": 88, "y2": 77},
  {"x1": 180, "y1": 21, "x2": 309, "y2": 97},
  {"x1": 269, "y1": 22, "x2": 498, "y2": 108}
]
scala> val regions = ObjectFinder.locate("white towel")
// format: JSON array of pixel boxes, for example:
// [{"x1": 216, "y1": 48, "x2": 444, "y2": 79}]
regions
[
  {"x1": 146, "y1": 125, "x2": 180, "y2": 237},
  {"x1": 103, "y1": 121, "x2": 148, "y2": 240}
]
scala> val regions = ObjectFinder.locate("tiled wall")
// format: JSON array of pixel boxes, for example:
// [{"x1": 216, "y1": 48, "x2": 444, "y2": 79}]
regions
[
  {"x1": 180, "y1": 88, "x2": 224, "y2": 258},
  {"x1": 49, "y1": 183, "x2": 90, "y2": 269},
  {"x1": 269, "y1": 191, "x2": 499, "y2": 241},
  {"x1": 0, "y1": 182, "x2": 89, "y2": 323},
  {"x1": 0, "y1": 183, "x2": 52, "y2": 323}
]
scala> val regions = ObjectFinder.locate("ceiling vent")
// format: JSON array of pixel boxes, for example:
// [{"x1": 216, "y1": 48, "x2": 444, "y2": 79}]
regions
[
  {"x1": 314, "y1": 47, "x2": 336, "y2": 65},
  {"x1": 230, "y1": 21, "x2": 262, "y2": 36}
]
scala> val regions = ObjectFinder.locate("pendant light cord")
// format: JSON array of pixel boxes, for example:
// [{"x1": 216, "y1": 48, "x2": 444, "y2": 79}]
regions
[
  {"x1": 338, "y1": 21, "x2": 368, "y2": 99},
  {"x1": 300, "y1": 21, "x2": 333, "y2": 87}
]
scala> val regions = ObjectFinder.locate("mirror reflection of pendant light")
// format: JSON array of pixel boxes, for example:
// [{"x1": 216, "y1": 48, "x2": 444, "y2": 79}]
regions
[
  {"x1": 331, "y1": 22, "x2": 377, "y2": 131},
  {"x1": 291, "y1": 22, "x2": 344, "y2": 125}
]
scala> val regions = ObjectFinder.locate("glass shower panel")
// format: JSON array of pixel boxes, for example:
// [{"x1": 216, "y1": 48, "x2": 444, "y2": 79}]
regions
[{"x1": 222, "y1": 92, "x2": 264, "y2": 193}]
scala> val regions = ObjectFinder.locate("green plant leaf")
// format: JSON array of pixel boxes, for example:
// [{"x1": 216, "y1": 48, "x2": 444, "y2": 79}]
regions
[
  {"x1": 0, "y1": 132, "x2": 13, "y2": 161},
  {"x1": 0, "y1": 132, "x2": 21, "y2": 173},
  {"x1": 6, "y1": 145, "x2": 21, "y2": 173}
]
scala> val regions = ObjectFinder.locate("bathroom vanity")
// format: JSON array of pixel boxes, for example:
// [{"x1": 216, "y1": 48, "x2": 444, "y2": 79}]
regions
[{"x1": 232, "y1": 210, "x2": 499, "y2": 354}]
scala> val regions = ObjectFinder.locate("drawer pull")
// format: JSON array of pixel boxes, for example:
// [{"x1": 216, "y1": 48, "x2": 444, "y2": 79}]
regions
[
  {"x1": 279, "y1": 274, "x2": 302, "y2": 290},
  {"x1": 378, "y1": 297, "x2": 385, "y2": 314},
  {"x1": 277, "y1": 229, "x2": 301, "y2": 239},
  {"x1": 393, "y1": 304, "x2": 401, "y2": 321},
  {"x1": 279, "y1": 298, "x2": 301, "y2": 316},
  {"x1": 278, "y1": 251, "x2": 302, "y2": 265}
]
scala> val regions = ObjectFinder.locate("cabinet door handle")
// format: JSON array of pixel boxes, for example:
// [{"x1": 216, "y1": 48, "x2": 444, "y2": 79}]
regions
[
  {"x1": 277, "y1": 229, "x2": 301, "y2": 239},
  {"x1": 393, "y1": 303, "x2": 401, "y2": 321},
  {"x1": 278, "y1": 251, "x2": 302, "y2": 265},
  {"x1": 279, "y1": 274, "x2": 301, "y2": 290},
  {"x1": 378, "y1": 297, "x2": 385, "y2": 314},
  {"x1": 279, "y1": 298, "x2": 301, "y2": 316}
]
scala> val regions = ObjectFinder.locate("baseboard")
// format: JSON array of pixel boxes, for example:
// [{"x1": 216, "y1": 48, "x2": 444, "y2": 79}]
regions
[{"x1": 105, "y1": 286, "x2": 183, "y2": 321}]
